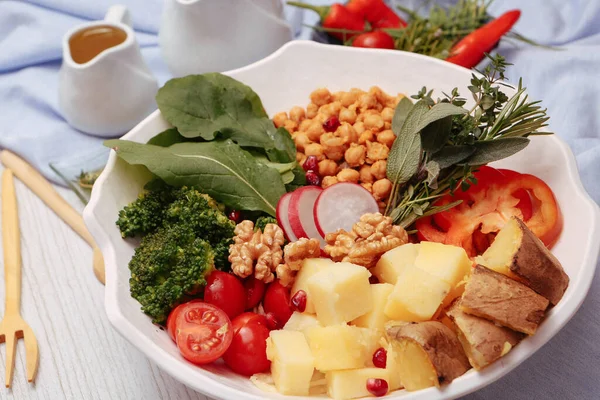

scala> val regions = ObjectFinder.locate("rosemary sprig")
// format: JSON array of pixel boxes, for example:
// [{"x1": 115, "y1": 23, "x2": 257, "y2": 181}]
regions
[{"x1": 385, "y1": 54, "x2": 552, "y2": 227}]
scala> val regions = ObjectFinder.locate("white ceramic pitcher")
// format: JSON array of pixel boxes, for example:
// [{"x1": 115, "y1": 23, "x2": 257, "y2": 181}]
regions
[
  {"x1": 59, "y1": 5, "x2": 159, "y2": 137},
  {"x1": 158, "y1": 0, "x2": 293, "y2": 77}
]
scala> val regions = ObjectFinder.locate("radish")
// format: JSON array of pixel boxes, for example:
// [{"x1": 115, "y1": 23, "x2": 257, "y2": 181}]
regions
[
  {"x1": 276, "y1": 193, "x2": 298, "y2": 242},
  {"x1": 288, "y1": 186, "x2": 325, "y2": 246},
  {"x1": 314, "y1": 182, "x2": 379, "y2": 236}
]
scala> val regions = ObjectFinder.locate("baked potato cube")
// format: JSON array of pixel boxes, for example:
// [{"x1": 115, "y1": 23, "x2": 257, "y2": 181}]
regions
[
  {"x1": 326, "y1": 368, "x2": 391, "y2": 400},
  {"x1": 291, "y1": 258, "x2": 335, "y2": 314},
  {"x1": 414, "y1": 241, "x2": 472, "y2": 287},
  {"x1": 305, "y1": 325, "x2": 380, "y2": 371},
  {"x1": 284, "y1": 312, "x2": 321, "y2": 332},
  {"x1": 386, "y1": 321, "x2": 470, "y2": 391},
  {"x1": 475, "y1": 217, "x2": 568, "y2": 305},
  {"x1": 266, "y1": 330, "x2": 314, "y2": 395},
  {"x1": 372, "y1": 243, "x2": 420, "y2": 284},
  {"x1": 384, "y1": 266, "x2": 451, "y2": 322},
  {"x1": 307, "y1": 262, "x2": 373, "y2": 326},
  {"x1": 461, "y1": 265, "x2": 549, "y2": 335},
  {"x1": 447, "y1": 301, "x2": 523, "y2": 370},
  {"x1": 352, "y1": 283, "x2": 394, "y2": 331}
]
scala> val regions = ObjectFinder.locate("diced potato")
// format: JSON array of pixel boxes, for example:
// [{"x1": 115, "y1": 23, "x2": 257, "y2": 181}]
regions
[
  {"x1": 292, "y1": 258, "x2": 335, "y2": 314},
  {"x1": 284, "y1": 312, "x2": 321, "y2": 332},
  {"x1": 461, "y1": 265, "x2": 549, "y2": 335},
  {"x1": 266, "y1": 330, "x2": 314, "y2": 395},
  {"x1": 384, "y1": 266, "x2": 451, "y2": 322},
  {"x1": 352, "y1": 283, "x2": 394, "y2": 331},
  {"x1": 414, "y1": 241, "x2": 472, "y2": 286},
  {"x1": 372, "y1": 244, "x2": 420, "y2": 284},
  {"x1": 304, "y1": 325, "x2": 377, "y2": 371},
  {"x1": 251, "y1": 371, "x2": 328, "y2": 395},
  {"x1": 307, "y1": 262, "x2": 373, "y2": 326},
  {"x1": 385, "y1": 341, "x2": 403, "y2": 391},
  {"x1": 326, "y1": 368, "x2": 391, "y2": 400},
  {"x1": 475, "y1": 217, "x2": 569, "y2": 305},
  {"x1": 387, "y1": 321, "x2": 470, "y2": 391},
  {"x1": 441, "y1": 278, "x2": 467, "y2": 310}
]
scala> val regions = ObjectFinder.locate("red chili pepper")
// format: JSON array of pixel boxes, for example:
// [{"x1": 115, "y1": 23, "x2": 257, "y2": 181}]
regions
[
  {"x1": 346, "y1": 0, "x2": 407, "y2": 29},
  {"x1": 446, "y1": 10, "x2": 521, "y2": 68},
  {"x1": 287, "y1": 2, "x2": 366, "y2": 41},
  {"x1": 352, "y1": 31, "x2": 395, "y2": 49}
]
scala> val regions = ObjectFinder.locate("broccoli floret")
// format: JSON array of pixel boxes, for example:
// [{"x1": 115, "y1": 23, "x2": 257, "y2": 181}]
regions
[
  {"x1": 116, "y1": 181, "x2": 177, "y2": 237},
  {"x1": 255, "y1": 216, "x2": 278, "y2": 232},
  {"x1": 129, "y1": 224, "x2": 215, "y2": 324}
]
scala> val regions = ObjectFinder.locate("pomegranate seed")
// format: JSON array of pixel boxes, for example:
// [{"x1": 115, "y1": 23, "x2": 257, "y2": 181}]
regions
[
  {"x1": 323, "y1": 116, "x2": 340, "y2": 132},
  {"x1": 290, "y1": 290, "x2": 307, "y2": 312},
  {"x1": 228, "y1": 210, "x2": 241, "y2": 223},
  {"x1": 303, "y1": 155, "x2": 319, "y2": 171},
  {"x1": 266, "y1": 312, "x2": 279, "y2": 330},
  {"x1": 372, "y1": 347, "x2": 387, "y2": 368},
  {"x1": 366, "y1": 378, "x2": 389, "y2": 397},
  {"x1": 305, "y1": 170, "x2": 321, "y2": 186},
  {"x1": 369, "y1": 275, "x2": 380, "y2": 284}
]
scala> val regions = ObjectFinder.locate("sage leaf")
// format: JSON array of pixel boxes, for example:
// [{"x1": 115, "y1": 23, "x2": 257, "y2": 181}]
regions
[
  {"x1": 415, "y1": 103, "x2": 467, "y2": 134},
  {"x1": 387, "y1": 101, "x2": 428, "y2": 185},
  {"x1": 425, "y1": 160, "x2": 441, "y2": 188},
  {"x1": 430, "y1": 145, "x2": 476, "y2": 169},
  {"x1": 104, "y1": 139, "x2": 286, "y2": 216},
  {"x1": 147, "y1": 128, "x2": 187, "y2": 147},
  {"x1": 420, "y1": 115, "x2": 453, "y2": 153},
  {"x1": 463, "y1": 137, "x2": 530, "y2": 166},
  {"x1": 391, "y1": 97, "x2": 414, "y2": 135}
]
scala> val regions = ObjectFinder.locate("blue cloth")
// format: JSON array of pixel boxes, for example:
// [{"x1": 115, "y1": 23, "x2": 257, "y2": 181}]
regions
[{"x1": 1, "y1": 2, "x2": 600, "y2": 399}]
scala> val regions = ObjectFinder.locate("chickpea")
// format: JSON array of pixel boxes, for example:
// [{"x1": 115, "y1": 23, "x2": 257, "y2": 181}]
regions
[
  {"x1": 322, "y1": 176, "x2": 339, "y2": 189},
  {"x1": 320, "y1": 132, "x2": 345, "y2": 148},
  {"x1": 298, "y1": 118, "x2": 312, "y2": 132},
  {"x1": 344, "y1": 144, "x2": 366, "y2": 167},
  {"x1": 318, "y1": 159, "x2": 338, "y2": 177},
  {"x1": 340, "y1": 91, "x2": 358, "y2": 107},
  {"x1": 377, "y1": 129, "x2": 396, "y2": 148},
  {"x1": 319, "y1": 101, "x2": 342, "y2": 118},
  {"x1": 273, "y1": 112, "x2": 287, "y2": 128},
  {"x1": 359, "y1": 164, "x2": 374, "y2": 183},
  {"x1": 353, "y1": 121, "x2": 366, "y2": 135},
  {"x1": 310, "y1": 88, "x2": 332, "y2": 106},
  {"x1": 296, "y1": 153, "x2": 306, "y2": 165},
  {"x1": 358, "y1": 93, "x2": 378, "y2": 111},
  {"x1": 366, "y1": 141, "x2": 389, "y2": 162},
  {"x1": 369, "y1": 86, "x2": 391, "y2": 106},
  {"x1": 363, "y1": 113, "x2": 384, "y2": 131},
  {"x1": 337, "y1": 168, "x2": 360, "y2": 183},
  {"x1": 384, "y1": 121, "x2": 392, "y2": 130},
  {"x1": 337, "y1": 122, "x2": 358, "y2": 144},
  {"x1": 373, "y1": 178, "x2": 392, "y2": 200},
  {"x1": 294, "y1": 132, "x2": 311, "y2": 152},
  {"x1": 324, "y1": 146, "x2": 345, "y2": 161},
  {"x1": 370, "y1": 160, "x2": 387, "y2": 180},
  {"x1": 332, "y1": 91, "x2": 344, "y2": 102},
  {"x1": 305, "y1": 143, "x2": 325, "y2": 161},
  {"x1": 361, "y1": 182, "x2": 373, "y2": 193},
  {"x1": 381, "y1": 107, "x2": 394, "y2": 123},
  {"x1": 358, "y1": 130, "x2": 375, "y2": 145},
  {"x1": 306, "y1": 120, "x2": 324, "y2": 141},
  {"x1": 306, "y1": 103, "x2": 318, "y2": 119},
  {"x1": 283, "y1": 119, "x2": 297, "y2": 133},
  {"x1": 339, "y1": 107, "x2": 357, "y2": 124},
  {"x1": 289, "y1": 106, "x2": 306, "y2": 123}
]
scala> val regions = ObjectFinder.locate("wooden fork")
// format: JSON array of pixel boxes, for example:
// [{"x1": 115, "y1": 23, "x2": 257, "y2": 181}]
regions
[{"x1": 0, "y1": 169, "x2": 39, "y2": 387}]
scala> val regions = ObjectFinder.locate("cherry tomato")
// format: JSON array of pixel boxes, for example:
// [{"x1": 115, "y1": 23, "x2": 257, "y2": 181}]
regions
[
  {"x1": 223, "y1": 313, "x2": 271, "y2": 376},
  {"x1": 174, "y1": 301, "x2": 233, "y2": 365},
  {"x1": 263, "y1": 280, "x2": 293, "y2": 327},
  {"x1": 243, "y1": 277, "x2": 266, "y2": 310},
  {"x1": 232, "y1": 312, "x2": 269, "y2": 334},
  {"x1": 204, "y1": 270, "x2": 245, "y2": 320},
  {"x1": 352, "y1": 31, "x2": 395, "y2": 49},
  {"x1": 166, "y1": 299, "x2": 202, "y2": 342}
]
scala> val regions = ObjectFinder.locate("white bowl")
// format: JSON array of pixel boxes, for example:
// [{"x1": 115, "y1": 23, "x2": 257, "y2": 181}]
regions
[{"x1": 83, "y1": 41, "x2": 600, "y2": 400}]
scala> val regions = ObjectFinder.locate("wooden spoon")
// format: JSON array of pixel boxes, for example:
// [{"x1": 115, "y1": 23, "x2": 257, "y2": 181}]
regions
[{"x1": 0, "y1": 151, "x2": 105, "y2": 284}]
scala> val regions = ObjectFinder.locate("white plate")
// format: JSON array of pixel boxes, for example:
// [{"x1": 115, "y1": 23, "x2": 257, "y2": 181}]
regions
[{"x1": 83, "y1": 41, "x2": 600, "y2": 400}]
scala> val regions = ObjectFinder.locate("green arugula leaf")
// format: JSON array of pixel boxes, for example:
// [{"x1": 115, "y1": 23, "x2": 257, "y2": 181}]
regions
[
  {"x1": 391, "y1": 97, "x2": 414, "y2": 135},
  {"x1": 463, "y1": 137, "x2": 530, "y2": 166},
  {"x1": 285, "y1": 165, "x2": 308, "y2": 192},
  {"x1": 147, "y1": 128, "x2": 187, "y2": 147},
  {"x1": 104, "y1": 139, "x2": 285, "y2": 216}
]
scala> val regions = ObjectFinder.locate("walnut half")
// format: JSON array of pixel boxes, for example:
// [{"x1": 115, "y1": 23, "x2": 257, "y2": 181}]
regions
[{"x1": 276, "y1": 238, "x2": 321, "y2": 287}]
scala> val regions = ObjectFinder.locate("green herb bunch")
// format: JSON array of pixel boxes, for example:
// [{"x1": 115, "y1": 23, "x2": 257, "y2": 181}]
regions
[{"x1": 385, "y1": 54, "x2": 551, "y2": 227}]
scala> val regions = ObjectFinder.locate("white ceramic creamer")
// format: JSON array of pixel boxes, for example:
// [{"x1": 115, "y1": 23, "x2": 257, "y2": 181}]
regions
[
  {"x1": 58, "y1": 5, "x2": 159, "y2": 137},
  {"x1": 158, "y1": 0, "x2": 293, "y2": 77}
]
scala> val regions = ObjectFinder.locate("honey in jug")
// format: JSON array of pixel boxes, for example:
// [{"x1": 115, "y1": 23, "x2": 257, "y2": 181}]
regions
[{"x1": 69, "y1": 25, "x2": 127, "y2": 64}]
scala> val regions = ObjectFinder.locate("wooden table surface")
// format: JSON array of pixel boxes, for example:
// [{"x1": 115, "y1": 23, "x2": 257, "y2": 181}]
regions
[{"x1": 1, "y1": 161, "x2": 599, "y2": 400}]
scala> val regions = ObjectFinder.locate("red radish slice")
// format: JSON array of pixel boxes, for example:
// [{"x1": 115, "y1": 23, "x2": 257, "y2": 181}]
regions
[
  {"x1": 288, "y1": 186, "x2": 325, "y2": 246},
  {"x1": 276, "y1": 193, "x2": 298, "y2": 242},
  {"x1": 314, "y1": 182, "x2": 379, "y2": 236}
]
